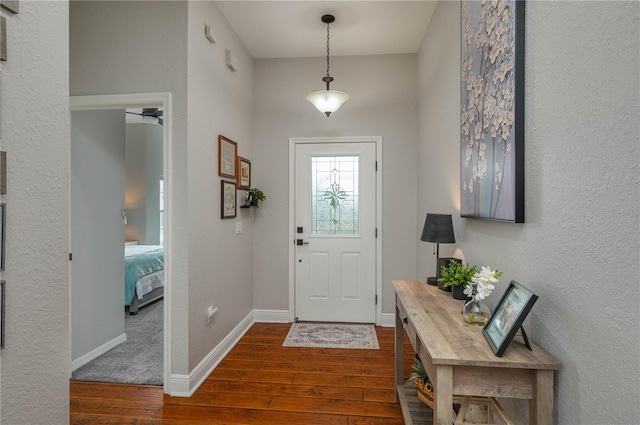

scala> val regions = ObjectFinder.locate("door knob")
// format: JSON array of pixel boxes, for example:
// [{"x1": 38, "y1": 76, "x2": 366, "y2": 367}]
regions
[{"x1": 296, "y1": 239, "x2": 309, "y2": 246}]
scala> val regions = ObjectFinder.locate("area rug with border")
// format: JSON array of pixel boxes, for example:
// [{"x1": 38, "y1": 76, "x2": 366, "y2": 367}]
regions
[{"x1": 283, "y1": 322, "x2": 380, "y2": 349}]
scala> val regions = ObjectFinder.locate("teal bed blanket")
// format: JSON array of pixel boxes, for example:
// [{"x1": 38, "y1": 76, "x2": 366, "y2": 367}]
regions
[{"x1": 124, "y1": 246, "x2": 164, "y2": 306}]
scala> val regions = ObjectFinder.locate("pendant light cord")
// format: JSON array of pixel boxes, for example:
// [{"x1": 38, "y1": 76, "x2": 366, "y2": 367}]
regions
[{"x1": 326, "y1": 21, "x2": 331, "y2": 78}]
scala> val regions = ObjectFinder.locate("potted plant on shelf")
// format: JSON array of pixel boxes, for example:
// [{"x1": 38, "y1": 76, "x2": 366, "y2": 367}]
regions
[
  {"x1": 248, "y1": 188, "x2": 266, "y2": 206},
  {"x1": 408, "y1": 355, "x2": 433, "y2": 409},
  {"x1": 439, "y1": 258, "x2": 476, "y2": 300}
]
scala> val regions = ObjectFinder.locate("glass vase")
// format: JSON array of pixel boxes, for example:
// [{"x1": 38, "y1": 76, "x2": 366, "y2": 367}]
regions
[{"x1": 463, "y1": 298, "x2": 491, "y2": 325}]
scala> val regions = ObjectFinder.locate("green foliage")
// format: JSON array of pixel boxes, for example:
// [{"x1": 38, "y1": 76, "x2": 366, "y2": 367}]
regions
[
  {"x1": 409, "y1": 356, "x2": 431, "y2": 384},
  {"x1": 248, "y1": 188, "x2": 266, "y2": 201},
  {"x1": 438, "y1": 259, "x2": 476, "y2": 288}
]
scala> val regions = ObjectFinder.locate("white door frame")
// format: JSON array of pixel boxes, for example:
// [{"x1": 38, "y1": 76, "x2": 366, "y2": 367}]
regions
[
  {"x1": 288, "y1": 136, "x2": 383, "y2": 325},
  {"x1": 69, "y1": 92, "x2": 173, "y2": 393}
]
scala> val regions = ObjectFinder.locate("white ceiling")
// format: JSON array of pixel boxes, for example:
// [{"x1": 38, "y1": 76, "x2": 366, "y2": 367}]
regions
[{"x1": 216, "y1": 1, "x2": 438, "y2": 59}]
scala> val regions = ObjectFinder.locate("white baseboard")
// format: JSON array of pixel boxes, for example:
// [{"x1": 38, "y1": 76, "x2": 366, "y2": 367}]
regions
[
  {"x1": 253, "y1": 309, "x2": 289, "y2": 323},
  {"x1": 380, "y1": 312, "x2": 395, "y2": 327},
  {"x1": 71, "y1": 333, "x2": 127, "y2": 372},
  {"x1": 169, "y1": 310, "x2": 257, "y2": 397},
  {"x1": 168, "y1": 308, "x2": 398, "y2": 396}
]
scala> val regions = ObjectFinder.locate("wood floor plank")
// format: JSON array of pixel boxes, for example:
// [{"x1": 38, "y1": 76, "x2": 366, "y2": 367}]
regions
[
  {"x1": 198, "y1": 380, "x2": 365, "y2": 401},
  {"x1": 269, "y1": 397, "x2": 403, "y2": 418},
  {"x1": 154, "y1": 404, "x2": 350, "y2": 425},
  {"x1": 71, "y1": 382, "x2": 164, "y2": 401},
  {"x1": 70, "y1": 323, "x2": 418, "y2": 424},
  {"x1": 219, "y1": 358, "x2": 360, "y2": 375},
  {"x1": 206, "y1": 368, "x2": 296, "y2": 384},
  {"x1": 364, "y1": 388, "x2": 398, "y2": 403},
  {"x1": 349, "y1": 416, "x2": 406, "y2": 425}
]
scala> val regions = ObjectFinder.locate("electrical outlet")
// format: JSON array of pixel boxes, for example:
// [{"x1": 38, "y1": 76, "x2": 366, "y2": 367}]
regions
[{"x1": 207, "y1": 306, "x2": 219, "y2": 323}]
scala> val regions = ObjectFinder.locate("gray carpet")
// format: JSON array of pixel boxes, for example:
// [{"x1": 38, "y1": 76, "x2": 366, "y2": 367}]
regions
[
  {"x1": 283, "y1": 322, "x2": 380, "y2": 349},
  {"x1": 71, "y1": 299, "x2": 163, "y2": 386}
]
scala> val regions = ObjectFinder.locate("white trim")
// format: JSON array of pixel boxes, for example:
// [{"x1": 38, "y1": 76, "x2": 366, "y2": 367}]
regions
[
  {"x1": 288, "y1": 136, "x2": 384, "y2": 325},
  {"x1": 69, "y1": 93, "x2": 174, "y2": 393},
  {"x1": 380, "y1": 313, "x2": 396, "y2": 328},
  {"x1": 70, "y1": 333, "x2": 127, "y2": 372},
  {"x1": 253, "y1": 309, "x2": 290, "y2": 323},
  {"x1": 169, "y1": 309, "x2": 286, "y2": 397}
]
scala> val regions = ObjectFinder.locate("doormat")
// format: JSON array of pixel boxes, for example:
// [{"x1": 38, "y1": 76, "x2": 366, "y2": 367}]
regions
[{"x1": 283, "y1": 322, "x2": 379, "y2": 349}]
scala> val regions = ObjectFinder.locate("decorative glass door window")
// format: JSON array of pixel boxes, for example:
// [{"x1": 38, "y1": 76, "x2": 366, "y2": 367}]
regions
[{"x1": 311, "y1": 156, "x2": 359, "y2": 235}]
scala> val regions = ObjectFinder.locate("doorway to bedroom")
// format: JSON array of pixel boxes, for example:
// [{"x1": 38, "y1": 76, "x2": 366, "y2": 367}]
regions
[{"x1": 69, "y1": 94, "x2": 172, "y2": 390}]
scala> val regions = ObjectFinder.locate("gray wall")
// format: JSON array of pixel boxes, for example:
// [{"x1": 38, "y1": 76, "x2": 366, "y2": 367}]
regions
[
  {"x1": 70, "y1": 0, "x2": 190, "y2": 374},
  {"x1": 71, "y1": 110, "x2": 126, "y2": 362},
  {"x1": 417, "y1": 1, "x2": 640, "y2": 423},
  {"x1": 125, "y1": 123, "x2": 164, "y2": 245},
  {"x1": 0, "y1": 1, "x2": 70, "y2": 423},
  {"x1": 252, "y1": 54, "x2": 418, "y2": 316},
  {"x1": 186, "y1": 1, "x2": 254, "y2": 369}
]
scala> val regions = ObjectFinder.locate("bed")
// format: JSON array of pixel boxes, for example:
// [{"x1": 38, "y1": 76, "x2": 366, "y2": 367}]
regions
[{"x1": 125, "y1": 244, "x2": 164, "y2": 314}]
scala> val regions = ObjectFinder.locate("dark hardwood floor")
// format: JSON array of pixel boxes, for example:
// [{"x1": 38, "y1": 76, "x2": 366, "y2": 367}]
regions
[{"x1": 70, "y1": 322, "x2": 415, "y2": 424}]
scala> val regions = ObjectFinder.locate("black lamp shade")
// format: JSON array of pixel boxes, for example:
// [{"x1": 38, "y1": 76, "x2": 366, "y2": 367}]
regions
[{"x1": 421, "y1": 213, "x2": 455, "y2": 244}]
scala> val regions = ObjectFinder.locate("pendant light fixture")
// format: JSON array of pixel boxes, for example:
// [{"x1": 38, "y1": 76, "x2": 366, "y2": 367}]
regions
[{"x1": 306, "y1": 14, "x2": 349, "y2": 117}]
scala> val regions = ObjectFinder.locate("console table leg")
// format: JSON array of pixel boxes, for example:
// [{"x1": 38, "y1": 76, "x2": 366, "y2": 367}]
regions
[
  {"x1": 530, "y1": 369, "x2": 554, "y2": 424},
  {"x1": 394, "y1": 303, "x2": 403, "y2": 403},
  {"x1": 435, "y1": 365, "x2": 453, "y2": 425}
]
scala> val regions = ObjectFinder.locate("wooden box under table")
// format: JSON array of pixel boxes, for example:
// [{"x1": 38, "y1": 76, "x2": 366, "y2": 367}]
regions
[{"x1": 393, "y1": 280, "x2": 561, "y2": 425}]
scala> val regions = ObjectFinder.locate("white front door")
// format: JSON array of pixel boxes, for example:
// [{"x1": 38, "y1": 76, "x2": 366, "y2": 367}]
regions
[{"x1": 294, "y1": 142, "x2": 377, "y2": 323}]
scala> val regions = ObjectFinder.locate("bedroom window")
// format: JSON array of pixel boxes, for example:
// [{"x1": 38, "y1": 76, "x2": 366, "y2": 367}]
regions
[{"x1": 159, "y1": 178, "x2": 165, "y2": 245}]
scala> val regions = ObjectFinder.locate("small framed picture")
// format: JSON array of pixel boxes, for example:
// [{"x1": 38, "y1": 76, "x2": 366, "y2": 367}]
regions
[
  {"x1": 483, "y1": 280, "x2": 538, "y2": 357},
  {"x1": 0, "y1": 280, "x2": 4, "y2": 349},
  {"x1": 221, "y1": 180, "x2": 236, "y2": 219},
  {"x1": 1, "y1": 0, "x2": 18, "y2": 14},
  {"x1": 0, "y1": 151, "x2": 6, "y2": 194},
  {"x1": 237, "y1": 157, "x2": 251, "y2": 190},
  {"x1": 218, "y1": 135, "x2": 237, "y2": 179},
  {"x1": 0, "y1": 203, "x2": 5, "y2": 271}
]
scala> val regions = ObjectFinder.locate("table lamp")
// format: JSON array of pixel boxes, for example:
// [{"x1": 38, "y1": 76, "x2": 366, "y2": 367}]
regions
[{"x1": 420, "y1": 213, "x2": 455, "y2": 286}]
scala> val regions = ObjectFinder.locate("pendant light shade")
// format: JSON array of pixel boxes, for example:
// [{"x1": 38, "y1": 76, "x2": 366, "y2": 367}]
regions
[
  {"x1": 306, "y1": 90, "x2": 350, "y2": 117},
  {"x1": 307, "y1": 14, "x2": 349, "y2": 117}
]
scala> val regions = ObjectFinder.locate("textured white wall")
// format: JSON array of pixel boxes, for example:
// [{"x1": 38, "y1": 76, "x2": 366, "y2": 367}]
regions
[
  {"x1": 186, "y1": 1, "x2": 255, "y2": 370},
  {"x1": 0, "y1": 1, "x2": 70, "y2": 423},
  {"x1": 70, "y1": 0, "x2": 190, "y2": 374},
  {"x1": 253, "y1": 54, "x2": 418, "y2": 316},
  {"x1": 417, "y1": 1, "x2": 640, "y2": 423}
]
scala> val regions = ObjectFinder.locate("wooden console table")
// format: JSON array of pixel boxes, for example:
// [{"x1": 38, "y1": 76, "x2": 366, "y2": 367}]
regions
[{"x1": 394, "y1": 280, "x2": 561, "y2": 425}]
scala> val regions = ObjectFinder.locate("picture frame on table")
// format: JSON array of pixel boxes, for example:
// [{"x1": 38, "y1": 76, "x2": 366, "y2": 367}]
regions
[
  {"x1": 221, "y1": 180, "x2": 236, "y2": 219},
  {"x1": 218, "y1": 135, "x2": 237, "y2": 179},
  {"x1": 236, "y1": 156, "x2": 251, "y2": 190},
  {"x1": 483, "y1": 280, "x2": 538, "y2": 357}
]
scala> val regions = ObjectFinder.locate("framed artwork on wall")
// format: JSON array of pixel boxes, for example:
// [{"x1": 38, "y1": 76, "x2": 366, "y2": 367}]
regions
[
  {"x1": 0, "y1": 203, "x2": 5, "y2": 271},
  {"x1": 460, "y1": 0, "x2": 525, "y2": 223},
  {"x1": 483, "y1": 280, "x2": 538, "y2": 357},
  {"x1": 0, "y1": 151, "x2": 6, "y2": 194},
  {"x1": 218, "y1": 135, "x2": 237, "y2": 179},
  {"x1": 0, "y1": 280, "x2": 4, "y2": 349},
  {"x1": 221, "y1": 180, "x2": 237, "y2": 219},
  {"x1": 1, "y1": 0, "x2": 18, "y2": 14},
  {"x1": 237, "y1": 156, "x2": 251, "y2": 190}
]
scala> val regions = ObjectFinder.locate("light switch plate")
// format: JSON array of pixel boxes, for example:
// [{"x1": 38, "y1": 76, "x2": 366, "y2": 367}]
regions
[{"x1": 235, "y1": 222, "x2": 243, "y2": 235}]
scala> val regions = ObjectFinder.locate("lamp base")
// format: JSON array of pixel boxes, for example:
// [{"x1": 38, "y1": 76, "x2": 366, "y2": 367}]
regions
[{"x1": 426, "y1": 277, "x2": 438, "y2": 286}]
